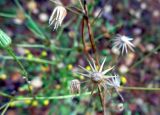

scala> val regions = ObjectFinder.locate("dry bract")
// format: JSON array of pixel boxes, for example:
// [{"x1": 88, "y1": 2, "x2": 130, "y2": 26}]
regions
[
  {"x1": 77, "y1": 58, "x2": 115, "y2": 90},
  {"x1": 70, "y1": 79, "x2": 81, "y2": 94},
  {"x1": 49, "y1": 6, "x2": 67, "y2": 30}
]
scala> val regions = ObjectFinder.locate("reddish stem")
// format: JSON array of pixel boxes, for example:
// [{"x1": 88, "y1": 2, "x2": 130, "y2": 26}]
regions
[{"x1": 83, "y1": 1, "x2": 100, "y2": 66}]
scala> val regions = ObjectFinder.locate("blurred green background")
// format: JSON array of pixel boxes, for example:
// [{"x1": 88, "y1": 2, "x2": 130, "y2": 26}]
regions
[{"x1": 0, "y1": 0, "x2": 160, "y2": 115}]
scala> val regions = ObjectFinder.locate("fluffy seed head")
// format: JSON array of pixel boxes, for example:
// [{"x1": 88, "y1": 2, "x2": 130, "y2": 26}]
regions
[{"x1": 113, "y1": 34, "x2": 135, "y2": 54}]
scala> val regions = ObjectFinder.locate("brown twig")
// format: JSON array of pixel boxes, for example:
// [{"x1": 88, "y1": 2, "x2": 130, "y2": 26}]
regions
[
  {"x1": 81, "y1": 0, "x2": 106, "y2": 114},
  {"x1": 83, "y1": 0, "x2": 100, "y2": 66},
  {"x1": 81, "y1": 18, "x2": 91, "y2": 60},
  {"x1": 98, "y1": 85, "x2": 106, "y2": 115},
  {"x1": 83, "y1": 2, "x2": 95, "y2": 53}
]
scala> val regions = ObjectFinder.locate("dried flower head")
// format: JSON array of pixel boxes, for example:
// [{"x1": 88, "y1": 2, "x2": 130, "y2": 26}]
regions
[
  {"x1": 0, "y1": 29, "x2": 12, "y2": 48},
  {"x1": 113, "y1": 34, "x2": 135, "y2": 54},
  {"x1": 106, "y1": 75, "x2": 120, "y2": 87},
  {"x1": 77, "y1": 58, "x2": 114, "y2": 90},
  {"x1": 75, "y1": 57, "x2": 124, "y2": 102},
  {"x1": 49, "y1": 5, "x2": 67, "y2": 30},
  {"x1": 70, "y1": 79, "x2": 81, "y2": 94},
  {"x1": 107, "y1": 75, "x2": 124, "y2": 101}
]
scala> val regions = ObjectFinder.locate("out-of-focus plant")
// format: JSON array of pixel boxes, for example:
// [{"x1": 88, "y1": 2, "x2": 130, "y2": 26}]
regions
[{"x1": 0, "y1": 0, "x2": 160, "y2": 115}]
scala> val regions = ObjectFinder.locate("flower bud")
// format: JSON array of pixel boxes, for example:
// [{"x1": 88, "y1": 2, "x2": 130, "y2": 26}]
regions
[
  {"x1": 0, "y1": 29, "x2": 12, "y2": 48},
  {"x1": 70, "y1": 79, "x2": 80, "y2": 94}
]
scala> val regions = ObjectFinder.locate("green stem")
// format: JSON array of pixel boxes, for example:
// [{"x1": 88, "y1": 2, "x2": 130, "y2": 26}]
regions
[
  {"x1": 1, "y1": 99, "x2": 13, "y2": 115},
  {"x1": 14, "y1": 0, "x2": 24, "y2": 11},
  {"x1": 16, "y1": 44, "x2": 74, "y2": 51},
  {"x1": 120, "y1": 86, "x2": 160, "y2": 91},
  {"x1": 16, "y1": 44, "x2": 47, "y2": 48},
  {"x1": 6, "y1": 47, "x2": 27, "y2": 75},
  {"x1": 0, "y1": 103, "x2": 8, "y2": 110},
  {"x1": 0, "y1": 13, "x2": 16, "y2": 18},
  {"x1": 78, "y1": 0, "x2": 85, "y2": 12},
  {"x1": 1, "y1": 56, "x2": 56, "y2": 65},
  {"x1": 0, "y1": 92, "x2": 13, "y2": 98},
  {"x1": 12, "y1": 86, "x2": 160, "y2": 101},
  {"x1": 15, "y1": 91, "x2": 94, "y2": 101},
  {"x1": 5, "y1": 47, "x2": 33, "y2": 96}
]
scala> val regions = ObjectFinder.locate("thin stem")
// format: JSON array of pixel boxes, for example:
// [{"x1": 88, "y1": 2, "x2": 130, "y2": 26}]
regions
[
  {"x1": 81, "y1": 19, "x2": 86, "y2": 51},
  {"x1": 103, "y1": 88, "x2": 107, "y2": 114},
  {"x1": 49, "y1": 0, "x2": 83, "y2": 15},
  {"x1": 78, "y1": 0, "x2": 85, "y2": 12},
  {"x1": 0, "y1": 13, "x2": 16, "y2": 18},
  {"x1": 8, "y1": 86, "x2": 160, "y2": 101},
  {"x1": 98, "y1": 85, "x2": 106, "y2": 115},
  {"x1": 13, "y1": 0, "x2": 48, "y2": 40},
  {"x1": 15, "y1": 91, "x2": 96, "y2": 101},
  {"x1": 5, "y1": 47, "x2": 33, "y2": 96},
  {"x1": 16, "y1": 44, "x2": 46, "y2": 48},
  {"x1": 0, "y1": 103, "x2": 8, "y2": 110},
  {"x1": 1, "y1": 56, "x2": 56, "y2": 65},
  {"x1": 0, "y1": 92, "x2": 13, "y2": 98},
  {"x1": 16, "y1": 44, "x2": 73, "y2": 51},
  {"x1": 81, "y1": 18, "x2": 91, "y2": 60},
  {"x1": 1, "y1": 99, "x2": 13, "y2": 115},
  {"x1": 91, "y1": 7, "x2": 104, "y2": 26},
  {"x1": 120, "y1": 86, "x2": 160, "y2": 91},
  {"x1": 66, "y1": 7, "x2": 83, "y2": 15},
  {"x1": 85, "y1": 17, "x2": 96, "y2": 53},
  {"x1": 83, "y1": 16, "x2": 96, "y2": 52},
  {"x1": 14, "y1": 0, "x2": 24, "y2": 11},
  {"x1": 83, "y1": 0, "x2": 100, "y2": 66},
  {"x1": 6, "y1": 47, "x2": 27, "y2": 75},
  {"x1": 49, "y1": 0, "x2": 62, "y2": 5}
]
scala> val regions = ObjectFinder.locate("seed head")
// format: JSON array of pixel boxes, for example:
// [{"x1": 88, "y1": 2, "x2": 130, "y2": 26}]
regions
[
  {"x1": 107, "y1": 75, "x2": 124, "y2": 101},
  {"x1": 70, "y1": 79, "x2": 81, "y2": 94},
  {"x1": 113, "y1": 34, "x2": 135, "y2": 54},
  {"x1": 75, "y1": 58, "x2": 124, "y2": 101},
  {"x1": 77, "y1": 58, "x2": 114, "y2": 90},
  {"x1": 49, "y1": 5, "x2": 67, "y2": 30},
  {"x1": 106, "y1": 75, "x2": 120, "y2": 88}
]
